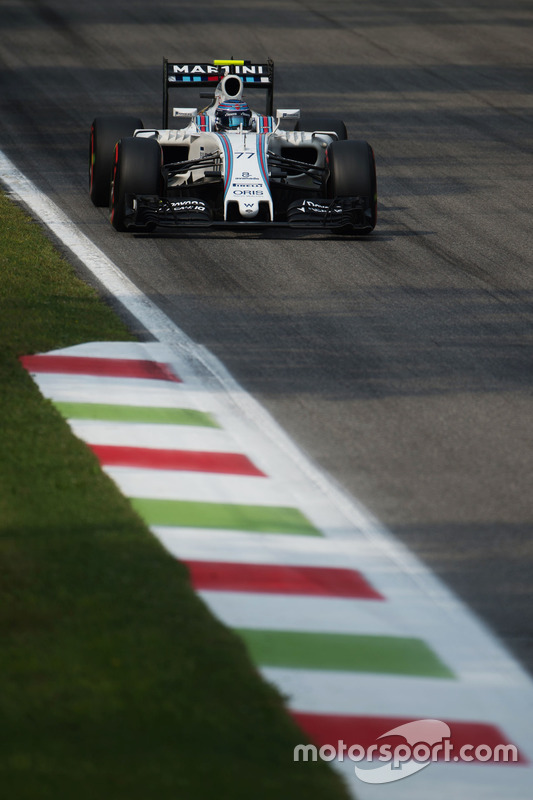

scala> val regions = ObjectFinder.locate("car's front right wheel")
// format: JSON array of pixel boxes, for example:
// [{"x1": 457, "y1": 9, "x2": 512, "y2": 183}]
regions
[
  {"x1": 89, "y1": 115, "x2": 144, "y2": 207},
  {"x1": 326, "y1": 139, "x2": 377, "y2": 234}
]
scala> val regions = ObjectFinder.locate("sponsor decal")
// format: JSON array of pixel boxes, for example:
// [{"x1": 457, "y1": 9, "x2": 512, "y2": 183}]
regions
[
  {"x1": 169, "y1": 199, "x2": 207, "y2": 212},
  {"x1": 296, "y1": 199, "x2": 342, "y2": 215},
  {"x1": 172, "y1": 64, "x2": 266, "y2": 75}
]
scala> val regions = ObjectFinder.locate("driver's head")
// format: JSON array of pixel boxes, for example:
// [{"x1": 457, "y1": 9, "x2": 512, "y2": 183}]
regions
[{"x1": 215, "y1": 101, "x2": 253, "y2": 131}]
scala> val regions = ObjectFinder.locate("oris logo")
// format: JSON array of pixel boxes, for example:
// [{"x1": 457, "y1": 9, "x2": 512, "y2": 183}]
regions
[{"x1": 232, "y1": 189, "x2": 263, "y2": 196}]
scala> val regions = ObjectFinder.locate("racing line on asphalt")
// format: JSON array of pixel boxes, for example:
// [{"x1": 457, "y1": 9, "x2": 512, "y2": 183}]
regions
[{"x1": 3, "y1": 148, "x2": 533, "y2": 799}]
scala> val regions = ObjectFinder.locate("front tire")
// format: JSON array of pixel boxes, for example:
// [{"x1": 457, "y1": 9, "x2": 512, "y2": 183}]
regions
[
  {"x1": 89, "y1": 115, "x2": 144, "y2": 206},
  {"x1": 110, "y1": 137, "x2": 162, "y2": 232},
  {"x1": 327, "y1": 140, "x2": 377, "y2": 233}
]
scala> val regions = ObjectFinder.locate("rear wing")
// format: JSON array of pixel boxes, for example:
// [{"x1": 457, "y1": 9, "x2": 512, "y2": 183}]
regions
[{"x1": 162, "y1": 58, "x2": 275, "y2": 126}]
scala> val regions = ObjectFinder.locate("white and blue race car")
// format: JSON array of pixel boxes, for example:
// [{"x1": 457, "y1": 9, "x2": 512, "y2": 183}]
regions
[{"x1": 89, "y1": 59, "x2": 377, "y2": 234}]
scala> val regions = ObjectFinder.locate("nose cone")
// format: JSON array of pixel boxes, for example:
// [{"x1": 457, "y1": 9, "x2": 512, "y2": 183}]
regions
[{"x1": 238, "y1": 199, "x2": 260, "y2": 217}]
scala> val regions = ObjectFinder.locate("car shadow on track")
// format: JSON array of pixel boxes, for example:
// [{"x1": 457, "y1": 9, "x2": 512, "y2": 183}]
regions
[{"x1": 132, "y1": 223, "x2": 433, "y2": 243}]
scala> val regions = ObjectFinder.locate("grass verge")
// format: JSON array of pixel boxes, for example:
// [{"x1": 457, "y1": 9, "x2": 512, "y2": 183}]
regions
[{"x1": 0, "y1": 191, "x2": 352, "y2": 799}]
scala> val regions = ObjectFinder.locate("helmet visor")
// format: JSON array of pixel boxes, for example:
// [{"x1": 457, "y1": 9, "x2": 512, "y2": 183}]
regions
[{"x1": 227, "y1": 114, "x2": 250, "y2": 128}]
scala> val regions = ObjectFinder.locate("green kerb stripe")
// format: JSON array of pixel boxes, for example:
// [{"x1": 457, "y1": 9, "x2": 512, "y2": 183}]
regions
[
  {"x1": 130, "y1": 498, "x2": 322, "y2": 536},
  {"x1": 236, "y1": 629, "x2": 454, "y2": 678},
  {"x1": 53, "y1": 401, "x2": 218, "y2": 427}
]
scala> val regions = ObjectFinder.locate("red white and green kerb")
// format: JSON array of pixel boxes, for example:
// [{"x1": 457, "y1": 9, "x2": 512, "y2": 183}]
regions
[{"x1": 22, "y1": 341, "x2": 533, "y2": 799}]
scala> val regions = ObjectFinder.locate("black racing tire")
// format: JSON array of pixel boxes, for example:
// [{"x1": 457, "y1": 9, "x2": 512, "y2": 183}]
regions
[
  {"x1": 326, "y1": 139, "x2": 377, "y2": 233},
  {"x1": 89, "y1": 115, "x2": 144, "y2": 206},
  {"x1": 295, "y1": 116, "x2": 347, "y2": 140},
  {"x1": 110, "y1": 136, "x2": 162, "y2": 232}
]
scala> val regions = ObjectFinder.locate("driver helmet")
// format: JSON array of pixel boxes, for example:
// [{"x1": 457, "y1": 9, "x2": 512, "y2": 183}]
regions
[{"x1": 215, "y1": 101, "x2": 253, "y2": 131}]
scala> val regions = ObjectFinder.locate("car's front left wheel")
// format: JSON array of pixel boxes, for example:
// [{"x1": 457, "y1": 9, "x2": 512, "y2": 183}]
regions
[{"x1": 110, "y1": 137, "x2": 162, "y2": 232}]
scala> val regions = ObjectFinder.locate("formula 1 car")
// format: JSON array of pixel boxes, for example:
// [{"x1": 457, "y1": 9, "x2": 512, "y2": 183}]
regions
[{"x1": 89, "y1": 59, "x2": 377, "y2": 234}]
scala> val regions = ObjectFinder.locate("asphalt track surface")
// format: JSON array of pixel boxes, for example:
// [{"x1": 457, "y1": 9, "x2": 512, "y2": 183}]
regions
[{"x1": 1, "y1": 0, "x2": 533, "y2": 674}]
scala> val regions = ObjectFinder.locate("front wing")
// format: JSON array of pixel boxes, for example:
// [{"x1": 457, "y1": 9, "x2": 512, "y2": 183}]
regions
[{"x1": 123, "y1": 195, "x2": 373, "y2": 231}]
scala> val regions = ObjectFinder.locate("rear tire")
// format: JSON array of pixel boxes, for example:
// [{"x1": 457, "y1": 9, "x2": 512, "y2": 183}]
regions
[
  {"x1": 327, "y1": 139, "x2": 377, "y2": 233},
  {"x1": 110, "y1": 137, "x2": 162, "y2": 232},
  {"x1": 89, "y1": 115, "x2": 144, "y2": 206},
  {"x1": 296, "y1": 116, "x2": 347, "y2": 140}
]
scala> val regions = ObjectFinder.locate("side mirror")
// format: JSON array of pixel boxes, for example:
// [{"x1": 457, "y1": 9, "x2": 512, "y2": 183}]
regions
[
  {"x1": 173, "y1": 107, "x2": 198, "y2": 118},
  {"x1": 276, "y1": 109, "x2": 301, "y2": 121}
]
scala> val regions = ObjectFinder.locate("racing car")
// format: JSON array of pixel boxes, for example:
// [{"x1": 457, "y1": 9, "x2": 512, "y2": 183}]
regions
[{"x1": 89, "y1": 59, "x2": 377, "y2": 234}]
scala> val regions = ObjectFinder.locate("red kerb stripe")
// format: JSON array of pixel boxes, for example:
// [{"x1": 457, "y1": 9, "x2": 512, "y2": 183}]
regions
[
  {"x1": 89, "y1": 444, "x2": 265, "y2": 476},
  {"x1": 185, "y1": 561, "x2": 384, "y2": 599},
  {"x1": 292, "y1": 712, "x2": 527, "y2": 764},
  {"x1": 20, "y1": 355, "x2": 180, "y2": 382}
]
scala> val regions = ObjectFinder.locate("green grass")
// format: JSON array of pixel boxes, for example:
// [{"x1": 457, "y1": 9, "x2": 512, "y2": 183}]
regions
[{"x1": 0, "y1": 192, "x2": 352, "y2": 800}]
